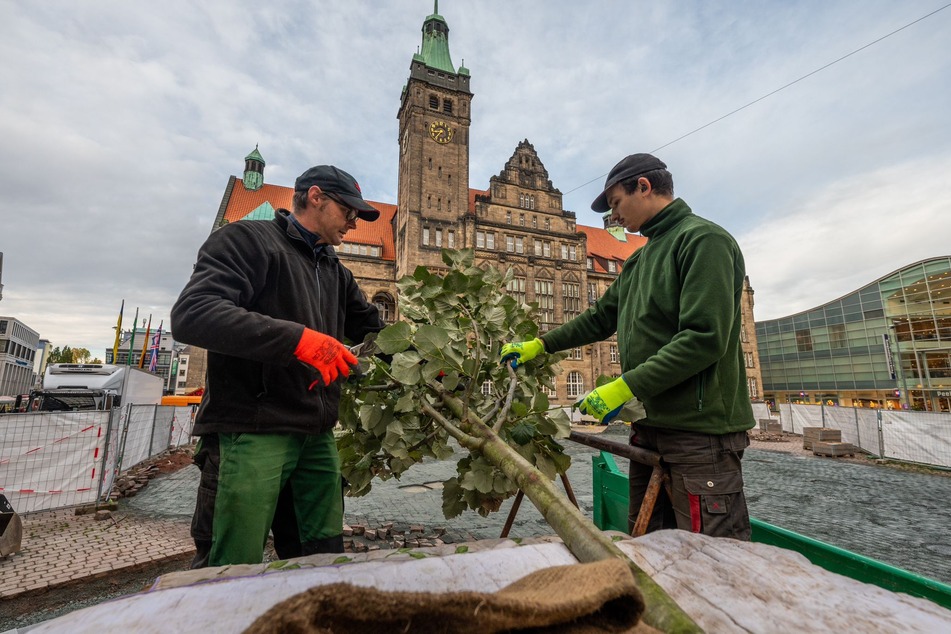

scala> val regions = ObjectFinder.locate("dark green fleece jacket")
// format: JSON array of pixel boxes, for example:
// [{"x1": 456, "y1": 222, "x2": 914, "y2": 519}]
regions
[{"x1": 543, "y1": 198, "x2": 754, "y2": 434}]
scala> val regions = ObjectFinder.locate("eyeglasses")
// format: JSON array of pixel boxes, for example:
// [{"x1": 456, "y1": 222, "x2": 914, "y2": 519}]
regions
[{"x1": 324, "y1": 192, "x2": 359, "y2": 223}]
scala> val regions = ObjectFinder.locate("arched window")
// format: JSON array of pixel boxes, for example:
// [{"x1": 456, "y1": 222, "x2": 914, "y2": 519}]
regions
[
  {"x1": 373, "y1": 293, "x2": 396, "y2": 324},
  {"x1": 566, "y1": 371, "x2": 584, "y2": 398}
]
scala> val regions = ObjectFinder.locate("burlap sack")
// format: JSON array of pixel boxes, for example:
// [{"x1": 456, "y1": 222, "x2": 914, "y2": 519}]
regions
[{"x1": 244, "y1": 557, "x2": 647, "y2": 633}]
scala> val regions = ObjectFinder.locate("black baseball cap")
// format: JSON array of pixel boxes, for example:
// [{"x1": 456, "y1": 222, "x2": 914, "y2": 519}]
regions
[
  {"x1": 590, "y1": 153, "x2": 667, "y2": 212},
  {"x1": 295, "y1": 165, "x2": 380, "y2": 222}
]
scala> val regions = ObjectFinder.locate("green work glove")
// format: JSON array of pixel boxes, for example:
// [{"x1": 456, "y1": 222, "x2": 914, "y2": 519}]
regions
[
  {"x1": 577, "y1": 377, "x2": 635, "y2": 424},
  {"x1": 499, "y1": 338, "x2": 545, "y2": 368}
]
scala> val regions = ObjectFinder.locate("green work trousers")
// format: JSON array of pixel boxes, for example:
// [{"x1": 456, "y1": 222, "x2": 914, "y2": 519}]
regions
[{"x1": 208, "y1": 431, "x2": 342, "y2": 566}]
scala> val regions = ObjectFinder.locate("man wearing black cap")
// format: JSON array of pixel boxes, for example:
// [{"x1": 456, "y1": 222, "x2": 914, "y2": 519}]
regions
[
  {"x1": 171, "y1": 165, "x2": 384, "y2": 566},
  {"x1": 501, "y1": 154, "x2": 755, "y2": 540}
]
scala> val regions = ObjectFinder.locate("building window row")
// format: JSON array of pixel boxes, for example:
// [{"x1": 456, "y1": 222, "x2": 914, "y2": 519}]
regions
[
  {"x1": 492, "y1": 235, "x2": 578, "y2": 261},
  {"x1": 426, "y1": 195, "x2": 451, "y2": 211},
  {"x1": 519, "y1": 194, "x2": 535, "y2": 210},
  {"x1": 476, "y1": 230, "x2": 496, "y2": 249},
  {"x1": 422, "y1": 227, "x2": 455, "y2": 248},
  {"x1": 339, "y1": 243, "x2": 382, "y2": 258}
]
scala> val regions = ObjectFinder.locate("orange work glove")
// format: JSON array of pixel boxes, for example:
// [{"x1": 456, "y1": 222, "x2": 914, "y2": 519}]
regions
[{"x1": 294, "y1": 328, "x2": 358, "y2": 389}]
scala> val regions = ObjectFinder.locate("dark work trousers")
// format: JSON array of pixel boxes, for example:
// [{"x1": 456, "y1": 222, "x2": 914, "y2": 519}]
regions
[
  {"x1": 628, "y1": 423, "x2": 751, "y2": 540},
  {"x1": 190, "y1": 435, "x2": 342, "y2": 568}
]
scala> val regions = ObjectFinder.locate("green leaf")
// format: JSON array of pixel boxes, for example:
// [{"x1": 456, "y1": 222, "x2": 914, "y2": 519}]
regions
[
  {"x1": 549, "y1": 407, "x2": 572, "y2": 439},
  {"x1": 415, "y1": 324, "x2": 451, "y2": 355},
  {"x1": 333, "y1": 556, "x2": 353, "y2": 564},
  {"x1": 440, "y1": 371, "x2": 460, "y2": 391},
  {"x1": 390, "y1": 351, "x2": 423, "y2": 384},
  {"x1": 394, "y1": 391, "x2": 416, "y2": 412},
  {"x1": 483, "y1": 305, "x2": 506, "y2": 329},
  {"x1": 531, "y1": 390, "x2": 549, "y2": 413},
  {"x1": 509, "y1": 421, "x2": 536, "y2": 445},
  {"x1": 359, "y1": 404, "x2": 384, "y2": 433},
  {"x1": 455, "y1": 545, "x2": 469, "y2": 554},
  {"x1": 534, "y1": 454, "x2": 556, "y2": 480},
  {"x1": 460, "y1": 461, "x2": 495, "y2": 493},
  {"x1": 375, "y1": 322, "x2": 414, "y2": 354},
  {"x1": 441, "y1": 478, "x2": 468, "y2": 519}
]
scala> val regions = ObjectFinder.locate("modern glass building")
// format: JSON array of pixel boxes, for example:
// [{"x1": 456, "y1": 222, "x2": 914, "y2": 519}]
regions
[{"x1": 756, "y1": 256, "x2": 951, "y2": 412}]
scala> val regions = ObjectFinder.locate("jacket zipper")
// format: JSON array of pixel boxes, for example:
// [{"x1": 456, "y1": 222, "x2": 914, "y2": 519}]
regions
[{"x1": 696, "y1": 372, "x2": 705, "y2": 412}]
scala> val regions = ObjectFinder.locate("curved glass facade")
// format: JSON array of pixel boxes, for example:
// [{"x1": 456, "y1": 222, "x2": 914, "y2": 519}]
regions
[{"x1": 756, "y1": 256, "x2": 951, "y2": 412}]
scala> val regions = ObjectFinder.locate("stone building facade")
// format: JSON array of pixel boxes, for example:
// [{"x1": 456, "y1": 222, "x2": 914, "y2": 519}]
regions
[{"x1": 206, "y1": 5, "x2": 762, "y2": 407}]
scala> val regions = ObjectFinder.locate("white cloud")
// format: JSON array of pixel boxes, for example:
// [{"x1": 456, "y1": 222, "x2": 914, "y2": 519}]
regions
[{"x1": 740, "y1": 155, "x2": 951, "y2": 320}]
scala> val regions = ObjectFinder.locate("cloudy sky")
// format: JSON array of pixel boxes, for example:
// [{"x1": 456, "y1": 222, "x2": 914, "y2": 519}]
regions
[{"x1": 1, "y1": 1, "x2": 949, "y2": 357}]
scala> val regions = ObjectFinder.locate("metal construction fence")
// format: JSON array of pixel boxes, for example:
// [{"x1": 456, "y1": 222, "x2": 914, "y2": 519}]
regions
[
  {"x1": 0, "y1": 405, "x2": 195, "y2": 514},
  {"x1": 762, "y1": 403, "x2": 951, "y2": 469}
]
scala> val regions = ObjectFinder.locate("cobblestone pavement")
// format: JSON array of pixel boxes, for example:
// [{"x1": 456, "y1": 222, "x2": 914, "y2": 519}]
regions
[{"x1": 3, "y1": 425, "x2": 950, "y2": 610}]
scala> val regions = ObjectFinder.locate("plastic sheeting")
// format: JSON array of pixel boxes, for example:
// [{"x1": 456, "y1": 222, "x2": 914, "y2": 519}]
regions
[
  {"x1": 0, "y1": 411, "x2": 110, "y2": 514},
  {"x1": 776, "y1": 404, "x2": 951, "y2": 468},
  {"x1": 0, "y1": 405, "x2": 194, "y2": 514}
]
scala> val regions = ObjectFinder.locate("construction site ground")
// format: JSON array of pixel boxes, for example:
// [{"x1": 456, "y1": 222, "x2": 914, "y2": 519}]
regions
[{"x1": 2, "y1": 426, "x2": 950, "y2": 631}]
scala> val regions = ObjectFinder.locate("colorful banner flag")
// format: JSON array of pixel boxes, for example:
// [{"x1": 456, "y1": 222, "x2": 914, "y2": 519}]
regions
[
  {"x1": 148, "y1": 321, "x2": 163, "y2": 373},
  {"x1": 111, "y1": 300, "x2": 124, "y2": 363},
  {"x1": 138, "y1": 315, "x2": 152, "y2": 369},
  {"x1": 126, "y1": 307, "x2": 139, "y2": 365}
]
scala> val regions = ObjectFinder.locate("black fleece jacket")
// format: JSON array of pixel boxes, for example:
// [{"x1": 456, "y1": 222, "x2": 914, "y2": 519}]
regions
[{"x1": 171, "y1": 209, "x2": 382, "y2": 436}]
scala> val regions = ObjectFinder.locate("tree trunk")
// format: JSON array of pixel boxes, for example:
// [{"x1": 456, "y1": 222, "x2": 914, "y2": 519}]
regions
[{"x1": 431, "y1": 392, "x2": 702, "y2": 633}]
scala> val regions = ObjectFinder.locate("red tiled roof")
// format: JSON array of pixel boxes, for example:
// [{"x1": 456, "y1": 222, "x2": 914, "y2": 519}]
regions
[
  {"x1": 224, "y1": 181, "x2": 397, "y2": 260},
  {"x1": 469, "y1": 187, "x2": 488, "y2": 213},
  {"x1": 345, "y1": 201, "x2": 397, "y2": 260},
  {"x1": 577, "y1": 224, "x2": 646, "y2": 273},
  {"x1": 224, "y1": 183, "x2": 292, "y2": 223},
  {"x1": 223, "y1": 182, "x2": 643, "y2": 268}
]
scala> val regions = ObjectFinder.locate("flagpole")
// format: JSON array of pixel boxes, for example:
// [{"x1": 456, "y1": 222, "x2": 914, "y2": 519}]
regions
[
  {"x1": 126, "y1": 307, "x2": 139, "y2": 365},
  {"x1": 112, "y1": 300, "x2": 124, "y2": 364},
  {"x1": 138, "y1": 315, "x2": 152, "y2": 369},
  {"x1": 148, "y1": 320, "x2": 164, "y2": 374}
]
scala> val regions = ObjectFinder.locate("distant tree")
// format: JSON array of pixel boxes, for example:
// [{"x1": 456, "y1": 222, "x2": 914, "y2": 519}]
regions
[
  {"x1": 90, "y1": 357, "x2": 103, "y2": 364},
  {"x1": 48, "y1": 346, "x2": 98, "y2": 364}
]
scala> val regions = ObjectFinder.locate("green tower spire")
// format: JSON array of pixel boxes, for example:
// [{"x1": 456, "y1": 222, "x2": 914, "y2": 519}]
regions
[
  {"x1": 415, "y1": 0, "x2": 456, "y2": 74},
  {"x1": 243, "y1": 144, "x2": 265, "y2": 191}
]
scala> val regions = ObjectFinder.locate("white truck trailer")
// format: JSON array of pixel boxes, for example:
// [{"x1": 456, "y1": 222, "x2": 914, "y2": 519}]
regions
[{"x1": 31, "y1": 363, "x2": 163, "y2": 411}]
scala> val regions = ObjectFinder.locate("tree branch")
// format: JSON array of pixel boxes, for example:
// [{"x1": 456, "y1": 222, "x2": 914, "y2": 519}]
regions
[
  {"x1": 458, "y1": 304, "x2": 484, "y2": 422},
  {"x1": 491, "y1": 364, "x2": 519, "y2": 432},
  {"x1": 420, "y1": 400, "x2": 477, "y2": 446},
  {"x1": 359, "y1": 382, "x2": 401, "y2": 391},
  {"x1": 435, "y1": 388, "x2": 701, "y2": 633}
]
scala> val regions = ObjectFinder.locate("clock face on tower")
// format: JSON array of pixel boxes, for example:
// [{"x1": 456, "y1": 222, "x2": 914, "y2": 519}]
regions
[{"x1": 429, "y1": 120, "x2": 454, "y2": 144}]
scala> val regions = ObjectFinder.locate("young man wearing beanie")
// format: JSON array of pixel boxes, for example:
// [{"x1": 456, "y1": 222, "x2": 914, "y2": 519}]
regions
[
  {"x1": 171, "y1": 165, "x2": 384, "y2": 566},
  {"x1": 501, "y1": 154, "x2": 755, "y2": 540}
]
